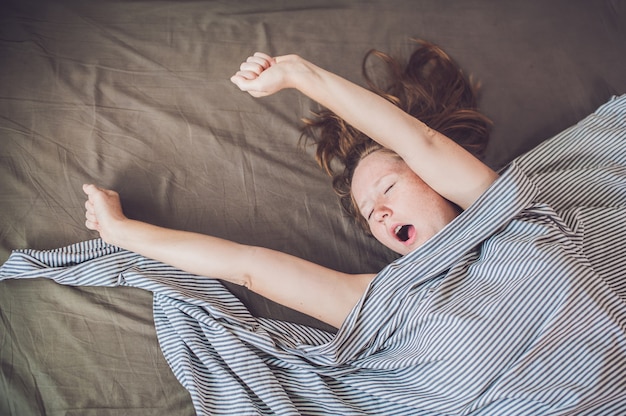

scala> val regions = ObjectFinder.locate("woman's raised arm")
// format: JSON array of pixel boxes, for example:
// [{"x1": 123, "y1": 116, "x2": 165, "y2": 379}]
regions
[{"x1": 231, "y1": 53, "x2": 498, "y2": 210}]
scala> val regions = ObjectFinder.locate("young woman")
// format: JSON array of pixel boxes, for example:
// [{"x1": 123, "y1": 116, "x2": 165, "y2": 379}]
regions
[
  {"x1": 22, "y1": 42, "x2": 626, "y2": 414},
  {"x1": 83, "y1": 44, "x2": 497, "y2": 329}
]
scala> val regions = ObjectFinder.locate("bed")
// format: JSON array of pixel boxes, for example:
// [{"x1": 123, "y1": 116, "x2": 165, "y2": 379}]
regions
[{"x1": 1, "y1": 0, "x2": 625, "y2": 414}]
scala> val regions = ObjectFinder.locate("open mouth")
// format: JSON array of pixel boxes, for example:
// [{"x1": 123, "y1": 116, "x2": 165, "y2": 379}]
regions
[{"x1": 394, "y1": 224, "x2": 414, "y2": 243}]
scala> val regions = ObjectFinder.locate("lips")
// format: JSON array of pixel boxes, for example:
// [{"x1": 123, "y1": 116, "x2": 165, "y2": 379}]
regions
[{"x1": 393, "y1": 224, "x2": 416, "y2": 245}]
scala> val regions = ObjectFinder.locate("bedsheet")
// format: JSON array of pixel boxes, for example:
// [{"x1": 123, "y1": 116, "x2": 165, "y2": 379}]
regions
[
  {"x1": 1, "y1": 0, "x2": 625, "y2": 414},
  {"x1": 2, "y1": 95, "x2": 625, "y2": 415}
]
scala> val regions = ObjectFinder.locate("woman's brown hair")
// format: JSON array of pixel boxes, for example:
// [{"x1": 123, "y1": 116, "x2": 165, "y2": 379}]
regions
[{"x1": 301, "y1": 40, "x2": 492, "y2": 231}]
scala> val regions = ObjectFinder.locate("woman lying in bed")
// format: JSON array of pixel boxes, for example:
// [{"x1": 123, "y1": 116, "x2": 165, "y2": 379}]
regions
[
  {"x1": 83, "y1": 44, "x2": 498, "y2": 329},
  {"x1": 61, "y1": 42, "x2": 626, "y2": 413}
]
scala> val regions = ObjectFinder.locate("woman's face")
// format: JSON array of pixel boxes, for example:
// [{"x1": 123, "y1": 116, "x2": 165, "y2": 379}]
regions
[{"x1": 351, "y1": 150, "x2": 460, "y2": 255}]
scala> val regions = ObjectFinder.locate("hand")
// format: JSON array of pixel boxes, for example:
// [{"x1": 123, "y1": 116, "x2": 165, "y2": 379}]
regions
[
  {"x1": 83, "y1": 184, "x2": 127, "y2": 243},
  {"x1": 230, "y1": 52, "x2": 302, "y2": 97}
]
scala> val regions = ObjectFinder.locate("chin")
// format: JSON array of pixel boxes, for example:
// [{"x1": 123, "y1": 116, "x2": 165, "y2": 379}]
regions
[{"x1": 391, "y1": 245, "x2": 411, "y2": 256}]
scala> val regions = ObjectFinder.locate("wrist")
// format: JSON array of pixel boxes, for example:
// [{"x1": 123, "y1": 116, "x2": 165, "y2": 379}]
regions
[
  {"x1": 289, "y1": 59, "x2": 329, "y2": 105},
  {"x1": 100, "y1": 217, "x2": 130, "y2": 248},
  {"x1": 282, "y1": 55, "x2": 319, "y2": 92}
]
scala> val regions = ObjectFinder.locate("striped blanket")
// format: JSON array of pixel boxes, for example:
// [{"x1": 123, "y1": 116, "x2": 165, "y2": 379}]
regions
[{"x1": 2, "y1": 95, "x2": 625, "y2": 415}]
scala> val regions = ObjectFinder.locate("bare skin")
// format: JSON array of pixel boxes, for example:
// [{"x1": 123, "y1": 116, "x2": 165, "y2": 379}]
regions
[
  {"x1": 83, "y1": 52, "x2": 498, "y2": 329},
  {"x1": 351, "y1": 152, "x2": 461, "y2": 256},
  {"x1": 83, "y1": 184, "x2": 372, "y2": 328}
]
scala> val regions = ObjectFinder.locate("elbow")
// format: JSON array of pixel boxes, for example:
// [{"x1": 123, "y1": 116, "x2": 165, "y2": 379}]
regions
[
  {"x1": 420, "y1": 120, "x2": 438, "y2": 141},
  {"x1": 230, "y1": 245, "x2": 258, "y2": 290},
  {"x1": 241, "y1": 272, "x2": 253, "y2": 290}
]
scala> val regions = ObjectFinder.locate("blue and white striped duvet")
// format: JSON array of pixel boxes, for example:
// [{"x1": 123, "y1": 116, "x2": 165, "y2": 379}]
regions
[{"x1": 2, "y1": 95, "x2": 625, "y2": 415}]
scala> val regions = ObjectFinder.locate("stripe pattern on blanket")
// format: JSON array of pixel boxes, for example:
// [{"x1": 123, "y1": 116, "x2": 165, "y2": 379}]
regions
[{"x1": 1, "y1": 95, "x2": 625, "y2": 415}]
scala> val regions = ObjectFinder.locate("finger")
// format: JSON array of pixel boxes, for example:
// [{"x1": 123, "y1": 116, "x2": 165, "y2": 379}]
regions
[
  {"x1": 247, "y1": 54, "x2": 272, "y2": 69},
  {"x1": 252, "y1": 52, "x2": 274, "y2": 65},
  {"x1": 85, "y1": 218, "x2": 99, "y2": 231},
  {"x1": 85, "y1": 210, "x2": 97, "y2": 224},
  {"x1": 84, "y1": 184, "x2": 119, "y2": 202},
  {"x1": 245, "y1": 55, "x2": 267, "y2": 65},
  {"x1": 273, "y1": 54, "x2": 295, "y2": 64},
  {"x1": 230, "y1": 73, "x2": 260, "y2": 91},
  {"x1": 239, "y1": 61, "x2": 266, "y2": 75},
  {"x1": 83, "y1": 183, "x2": 103, "y2": 196},
  {"x1": 233, "y1": 69, "x2": 259, "y2": 80},
  {"x1": 230, "y1": 74, "x2": 245, "y2": 89}
]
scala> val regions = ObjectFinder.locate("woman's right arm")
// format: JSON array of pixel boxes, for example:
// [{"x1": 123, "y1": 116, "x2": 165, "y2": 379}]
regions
[{"x1": 83, "y1": 184, "x2": 373, "y2": 329}]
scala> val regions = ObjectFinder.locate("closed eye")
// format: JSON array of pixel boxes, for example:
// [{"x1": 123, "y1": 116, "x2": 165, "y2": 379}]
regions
[{"x1": 366, "y1": 183, "x2": 395, "y2": 221}]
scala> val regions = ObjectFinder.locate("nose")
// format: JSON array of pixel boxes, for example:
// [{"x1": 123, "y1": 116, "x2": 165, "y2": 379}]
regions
[{"x1": 372, "y1": 205, "x2": 392, "y2": 222}]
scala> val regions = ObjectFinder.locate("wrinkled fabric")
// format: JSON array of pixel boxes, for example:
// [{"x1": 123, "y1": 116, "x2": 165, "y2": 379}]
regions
[{"x1": 2, "y1": 96, "x2": 625, "y2": 415}]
